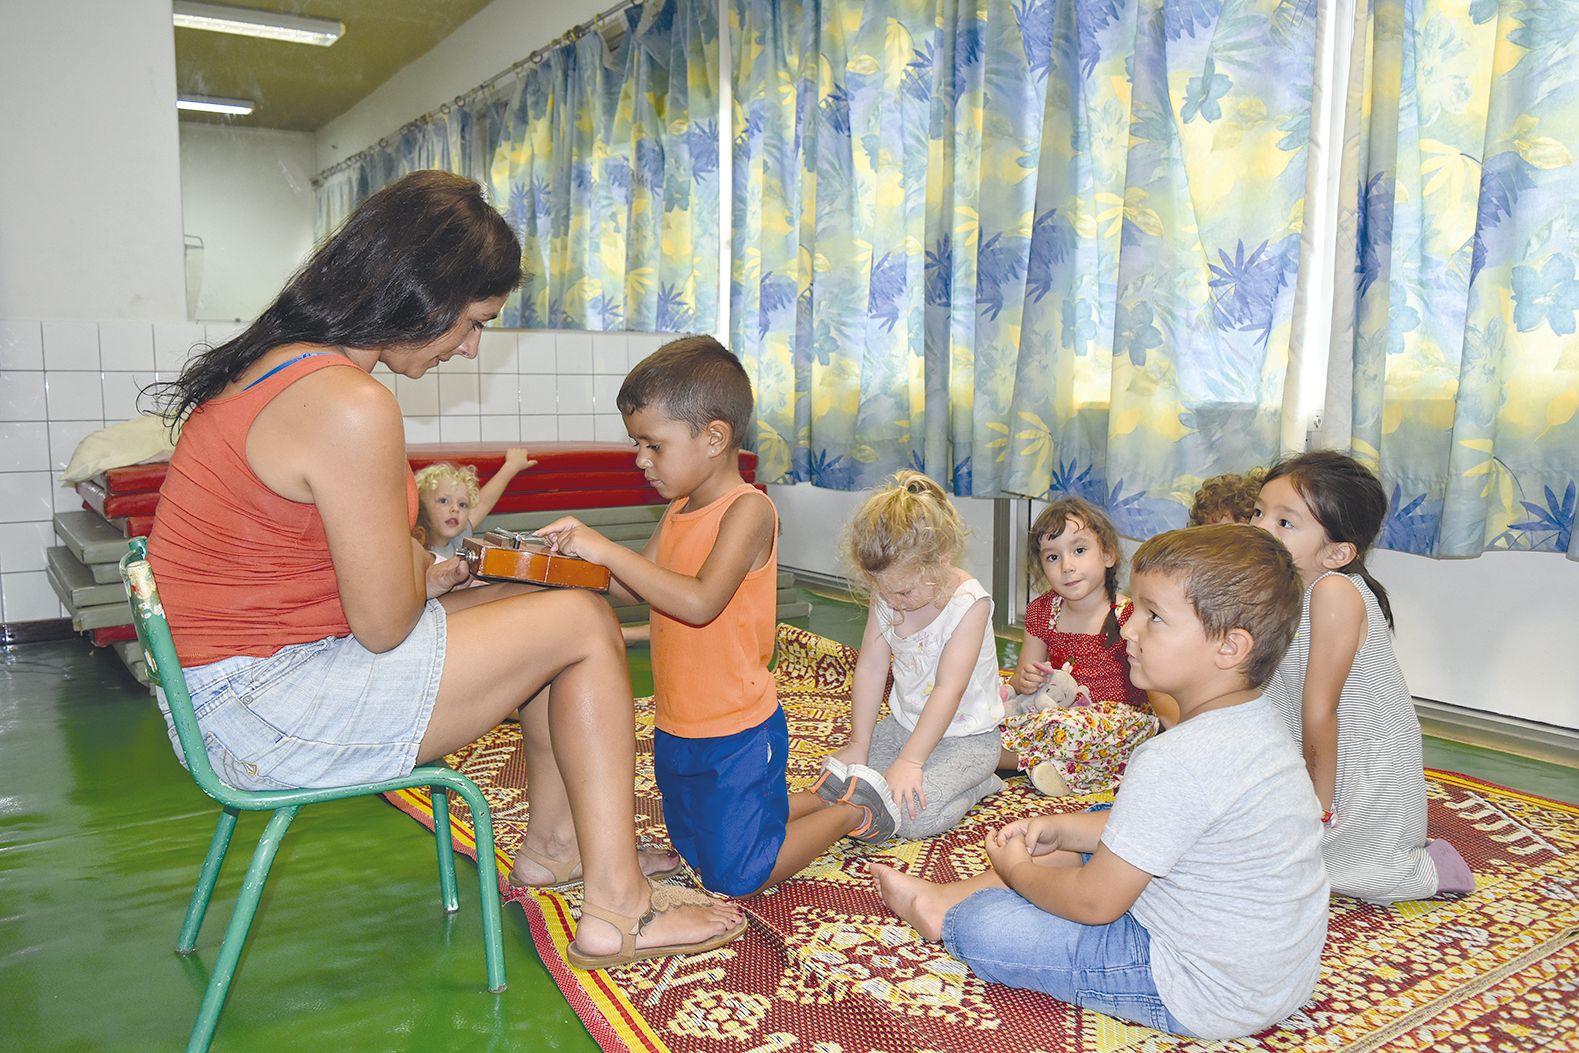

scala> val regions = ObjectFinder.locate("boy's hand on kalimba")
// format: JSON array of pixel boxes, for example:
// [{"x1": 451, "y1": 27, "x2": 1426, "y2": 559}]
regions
[{"x1": 536, "y1": 516, "x2": 612, "y2": 564}]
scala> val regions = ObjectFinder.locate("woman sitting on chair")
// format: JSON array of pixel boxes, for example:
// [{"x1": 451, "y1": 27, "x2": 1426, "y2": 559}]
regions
[{"x1": 146, "y1": 170, "x2": 742, "y2": 968}]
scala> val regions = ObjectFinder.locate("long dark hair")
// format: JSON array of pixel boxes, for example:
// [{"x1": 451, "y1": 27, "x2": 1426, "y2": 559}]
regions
[
  {"x1": 148, "y1": 171, "x2": 522, "y2": 423},
  {"x1": 1031, "y1": 496, "x2": 1122, "y2": 645},
  {"x1": 1262, "y1": 450, "x2": 1395, "y2": 629}
]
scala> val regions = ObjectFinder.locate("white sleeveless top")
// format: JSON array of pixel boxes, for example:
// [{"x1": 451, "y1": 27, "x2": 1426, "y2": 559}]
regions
[{"x1": 874, "y1": 577, "x2": 1004, "y2": 737}]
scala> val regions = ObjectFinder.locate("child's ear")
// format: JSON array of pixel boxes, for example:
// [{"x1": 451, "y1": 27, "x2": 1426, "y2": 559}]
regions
[
  {"x1": 705, "y1": 420, "x2": 731, "y2": 455},
  {"x1": 1214, "y1": 627, "x2": 1255, "y2": 673},
  {"x1": 1320, "y1": 540, "x2": 1356, "y2": 570}
]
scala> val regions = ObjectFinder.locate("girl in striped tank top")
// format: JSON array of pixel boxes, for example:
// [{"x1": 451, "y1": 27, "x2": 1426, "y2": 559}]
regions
[{"x1": 1254, "y1": 452, "x2": 1473, "y2": 903}]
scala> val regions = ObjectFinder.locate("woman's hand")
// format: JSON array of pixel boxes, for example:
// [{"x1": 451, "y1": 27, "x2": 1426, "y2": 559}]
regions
[
  {"x1": 426, "y1": 555, "x2": 471, "y2": 598},
  {"x1": 885, "y1": 757, "x2": 927, "y2": 820}
]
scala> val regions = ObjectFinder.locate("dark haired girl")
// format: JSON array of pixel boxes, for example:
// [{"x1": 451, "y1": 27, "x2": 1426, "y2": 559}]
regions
[{"x1": 1254, "y1": 450, "x2": 1472, "y2": 901}]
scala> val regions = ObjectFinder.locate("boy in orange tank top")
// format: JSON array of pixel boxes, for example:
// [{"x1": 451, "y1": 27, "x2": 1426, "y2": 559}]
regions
[{"x1": 539, "y1": 337, "x2": 899, "y2": 896}]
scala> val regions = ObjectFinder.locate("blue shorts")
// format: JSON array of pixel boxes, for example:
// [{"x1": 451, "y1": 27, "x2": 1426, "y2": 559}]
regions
[
  {"x1": 653, "y1": 707, "x2": 789, "y2": 896},
  {"x1": 157, "y1": 600, "x2": 447, "y2": 792}
]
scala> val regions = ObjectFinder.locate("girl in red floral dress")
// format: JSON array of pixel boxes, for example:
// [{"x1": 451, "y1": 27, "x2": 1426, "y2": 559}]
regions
[{"x1": 999, "y1": 497, "x2": 1158, "y2": 795}]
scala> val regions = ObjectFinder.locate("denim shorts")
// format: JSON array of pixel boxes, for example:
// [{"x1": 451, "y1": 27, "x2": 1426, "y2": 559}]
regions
[
  {"x1": 156, "y1": 600, "x2": 447, "y2": 792},
  {"x1": 941, "y1": 890, "x2": 1190, "y2": 1035}
]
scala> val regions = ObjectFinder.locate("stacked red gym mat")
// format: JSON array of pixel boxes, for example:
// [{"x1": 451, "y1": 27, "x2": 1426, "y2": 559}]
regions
[{"x1": 53, "y1": 443, "x2": 789, "y2": 686}]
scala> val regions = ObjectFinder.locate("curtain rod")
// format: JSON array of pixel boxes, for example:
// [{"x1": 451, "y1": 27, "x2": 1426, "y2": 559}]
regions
[{"x1": 312, "y1": 0, "x2": 642, "y2": 187}]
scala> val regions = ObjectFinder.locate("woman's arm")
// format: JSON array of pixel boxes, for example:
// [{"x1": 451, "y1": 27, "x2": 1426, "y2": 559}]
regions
[
  {"x1": 257, "y1": 367, "x2": 433, "y2": 652},
  {"x1": 1300, "y1": 575, "x2": 1366, "y2": 814},
  {"x1": 468, "y1": 447, "x2": 537, "y2": 528}
]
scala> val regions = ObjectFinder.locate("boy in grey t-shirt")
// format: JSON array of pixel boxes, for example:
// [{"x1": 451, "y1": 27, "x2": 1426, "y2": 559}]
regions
[{"x1": 872, "y1": 525, "x2": 1329, "y2": 1039}]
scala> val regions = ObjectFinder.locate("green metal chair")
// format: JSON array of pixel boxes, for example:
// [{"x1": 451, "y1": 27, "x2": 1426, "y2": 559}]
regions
[{"x1": 120, "y1": 538, "x2": 506, "y2": 1053}]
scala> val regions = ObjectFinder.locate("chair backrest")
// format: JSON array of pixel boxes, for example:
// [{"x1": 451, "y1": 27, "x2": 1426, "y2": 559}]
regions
[{"x1": 121, "y1": 537, "x2": 244, "y2": 806}]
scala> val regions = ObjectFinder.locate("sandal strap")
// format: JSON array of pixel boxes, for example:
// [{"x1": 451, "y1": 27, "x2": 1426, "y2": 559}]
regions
[
  {"x1": 516, "y1": 843, "x2": 581, "y2": 885},
  {"x1": 578, "y1": 897, "x2": 657, "y2": 956}
]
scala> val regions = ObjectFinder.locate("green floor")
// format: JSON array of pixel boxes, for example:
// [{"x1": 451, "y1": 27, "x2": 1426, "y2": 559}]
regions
[{"x1": 2, "y1": 589, "x2": 1575, "y2": 1052}]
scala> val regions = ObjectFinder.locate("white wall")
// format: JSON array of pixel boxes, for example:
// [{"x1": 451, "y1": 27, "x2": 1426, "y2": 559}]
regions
[
  {"x1": 179, "y1": 126, "x2": 317, "y2": 322},
  {"x1": 0, "y1": 0, "x2": 187, "y2": 320},
  {"x1": 315, "y1": 0, "x2": 611, "y2": 172},
  {"x1": 770, "y1": 484, "x2": 1000, "y2": 596},
  {"x1": 1372, "y1": 549, "x2": 1579, "y2": 731},
  {"x1": 0, "y1": 321, "x2": 674, "y2": 622}
]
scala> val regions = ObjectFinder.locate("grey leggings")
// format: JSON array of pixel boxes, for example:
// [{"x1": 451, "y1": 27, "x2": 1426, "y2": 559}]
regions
[{"x1": 866, "y1": 715, "x2": 1004, "y2": 839}]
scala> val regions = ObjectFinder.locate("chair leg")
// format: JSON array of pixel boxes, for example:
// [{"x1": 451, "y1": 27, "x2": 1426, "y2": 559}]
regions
[
  {"x1": 186, "y1": 806, "x2": 299, "y2": 1053},
  {"x1": 431, "y1": 787, "x2": 460, "y2": 914},
  {"x1": 178, "y1": 807, "x2": 239, "y2": 955},
  {"x1": 450, "y1": 778, "x2": 507, "y2": 993}
]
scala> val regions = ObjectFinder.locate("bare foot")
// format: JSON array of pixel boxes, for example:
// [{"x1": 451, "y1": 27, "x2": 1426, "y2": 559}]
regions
[
  {"x1": 509, "y1": 844, "x2": 682, "y2": 888},
  {"x1": 869, "y1": 862, "x2": 946, "y2": 941},
  {"x1": 571, "y1": 893, "x2": 744, "y2": 959}
]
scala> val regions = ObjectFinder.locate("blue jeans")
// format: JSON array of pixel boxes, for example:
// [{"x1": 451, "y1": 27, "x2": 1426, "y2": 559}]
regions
[{"x1": 941, "y1": 888, "x2": 1191, "y2": 1035}]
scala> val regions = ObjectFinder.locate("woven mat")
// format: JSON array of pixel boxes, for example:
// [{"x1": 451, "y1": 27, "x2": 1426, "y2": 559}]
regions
[{"x1": 385, "y1": 625, "x2": 1579, "y2": 1053}]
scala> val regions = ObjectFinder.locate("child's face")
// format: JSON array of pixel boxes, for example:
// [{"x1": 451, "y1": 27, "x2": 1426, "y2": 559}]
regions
[
  {"x1": 420, "y1": 480, "x2": 472, "y2": 543},
  {"x1": 1122, "y1": 570, "x2": 1216, "y2": 696},
  {"x1": 1037, "y1": 518, "x2": 1117, "y2": 602},
  {"x1": 1252, "y1": 476, "x2": 1339, "y2": 585},
  {"x1": 871, "y1": 565, "x2": 941, "y2": 612},
  {"x1": 625, "y1": 405, "x2": 717, "y2": 500}
]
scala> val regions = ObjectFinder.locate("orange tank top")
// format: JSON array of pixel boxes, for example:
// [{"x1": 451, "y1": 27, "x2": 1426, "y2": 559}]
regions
[
  {"x1": 148, "y1": 354, "x2": 419, "y2": 667},
  {"x1": 650, "y1": 484, "x2": 779, "y2": 738}
]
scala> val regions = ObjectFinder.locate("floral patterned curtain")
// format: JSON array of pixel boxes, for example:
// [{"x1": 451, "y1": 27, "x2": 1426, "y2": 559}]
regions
[
  {"x1": 1335, "y1": 0, "x2": 1578, "y2": 559},
  {"x1": 488, "y1": 0, "x2": 720, "y2": 330},
  {"x1": 314, "y1": 0, "x2": 719, "y2": 334},
  {"x1": 731, "y1": 0, "x2": 1319, "y2": 539}
]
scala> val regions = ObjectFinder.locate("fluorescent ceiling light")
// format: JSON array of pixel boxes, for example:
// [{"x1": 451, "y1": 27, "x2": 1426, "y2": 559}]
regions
[
  {"x1": 177, "y1": 94, "x2": 257, "y2": 116},
  {"x1": 172, "y1": 1, "x2": 344, "y2": 47}
]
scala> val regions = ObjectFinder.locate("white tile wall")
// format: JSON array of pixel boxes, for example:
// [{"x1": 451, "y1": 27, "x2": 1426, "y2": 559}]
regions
[{"x1": 0, "y1": 319, "x2": 689, "y2": 622}]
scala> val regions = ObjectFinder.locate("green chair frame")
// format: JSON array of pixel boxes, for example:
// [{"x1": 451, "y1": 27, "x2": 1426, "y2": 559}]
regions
[{"x1": 120, "y1": 539, "x2": 505, "y2": 1053}]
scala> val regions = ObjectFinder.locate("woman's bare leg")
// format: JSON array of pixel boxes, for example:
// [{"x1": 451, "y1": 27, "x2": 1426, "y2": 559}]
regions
[
  {"x1": 509, "y1": 685, "x2": 679, "y2": 886},
  {"x1": 423, "y1": 588, "x2": 739, "y2": 955}
]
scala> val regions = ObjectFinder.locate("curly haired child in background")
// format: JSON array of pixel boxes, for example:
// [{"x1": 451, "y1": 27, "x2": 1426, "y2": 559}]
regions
[
  {"x1": 413, "y1": 448, "x2": 537, "y2": 560},
  {"x1": 998, "y1": 497, "x2": 1158, "y2": 796},
  {"x1": 1255, "y1": 450, "x2": 1473, "y2": 902},
  {"x1": 1189, "y1": 469, "x2": 1265, "y2": 526},
  {"x1": 816, "y1": 471, "x2": 1006, "y2": 841}
]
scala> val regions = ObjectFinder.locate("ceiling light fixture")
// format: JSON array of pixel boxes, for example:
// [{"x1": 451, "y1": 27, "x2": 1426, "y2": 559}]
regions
[
  {"x1": 176, "y1": 94, "x2": 257, "y2": 116},
  {"x1": 172, "y1": 1, "x2": 344, "y2": 47}
]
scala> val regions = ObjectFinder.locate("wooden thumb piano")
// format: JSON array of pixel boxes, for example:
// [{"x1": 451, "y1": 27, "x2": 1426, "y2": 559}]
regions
[{"x1": 460, "y1": 530, "x2": 612, "y2": 591}]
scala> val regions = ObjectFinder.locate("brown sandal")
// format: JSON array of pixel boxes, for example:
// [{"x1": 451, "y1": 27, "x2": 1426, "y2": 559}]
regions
[
  {"x1": 506, "y1": 844, "x2": 581, "y2": 891},
  {"x1": 507, "y1": 844, "x2": 684, "y2": 891},
  {"x1": 566, "y1": 882, "x2": 748, "y2": 971}
]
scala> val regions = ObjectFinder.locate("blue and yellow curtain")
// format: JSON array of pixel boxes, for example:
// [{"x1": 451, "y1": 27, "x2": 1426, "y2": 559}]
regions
[
  {"x1": 731, "y1": 0, "x2": 1320, "y2": 539},
  {"x1": 1338, "y1": 0, "x2": 1578, "y2": 558},
  {"x1": 315, "y1": 0, "x2": 719, "y2": 334},
  {"x1": 488, "y1": 0, "x2": 720, "y2": 330}
]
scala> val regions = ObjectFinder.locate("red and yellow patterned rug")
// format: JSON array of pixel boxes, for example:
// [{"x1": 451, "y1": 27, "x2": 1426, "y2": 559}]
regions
[{"x1": 385, "y1": 625, "x2": 1579, "y2": 1053}]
